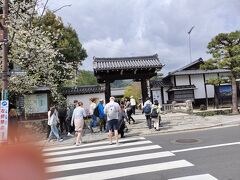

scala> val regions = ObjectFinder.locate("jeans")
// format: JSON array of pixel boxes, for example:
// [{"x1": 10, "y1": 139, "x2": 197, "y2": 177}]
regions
[
  {"x1": 49, "y1": 124, "x2": 60, "y2": 140},
  {"x1": 90, "y1": 115, "x2": 97, "y2": 128},
  {"x1": 59, "y1": 116, "x2": 67, "y2": 134},
  {"x1": 146, "y1": 115, "x2": 152, "y2": 129}
]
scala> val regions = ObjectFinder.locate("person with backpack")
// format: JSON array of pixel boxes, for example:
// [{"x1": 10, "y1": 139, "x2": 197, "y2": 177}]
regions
[
  {"x1": 151, "y1": 100, "x2": 162, "y2": 131},
  {"x1": 96, "y1": 99, "x2": 106, "y2": 132},
  {"x1": 143, "y1": 97, "x2": 152, "y2": 129},
  {"x1": 104, "y1": 97, "x2": 121, "y2": 145},
  {"x1": 48, "y1": 107, "x2": 63, "y2": 142}
]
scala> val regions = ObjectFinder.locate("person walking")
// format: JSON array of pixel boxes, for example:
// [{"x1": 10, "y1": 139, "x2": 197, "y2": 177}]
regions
[
  {"x1": 151, "y1": 100, "x2": 162, "y2": 131},
  {"x1": 130, "y1": 96, "x2": 136, "y2": 114},
  {"x1": 97, "y1": 99, "x2": 106, "y2": 132},
  {"x1": 58, "y1": 106, "x2": 67, "y2": 135},
  {"x1": 66, "y1": 100, "x2": 78, "y2": 136},
  {"x1": 48, "y1": 107, "x2": 63, "y2": 142},
  {"x1": 71, "y1": 101, "x2": 86, "y2": 146},
  {"x1": 8, "y1": 105, "x2": 20, "y2": 143},
  {"x1": 125, "y1": 99, "x2": 135, "y2": 124},
  {"x1": 118, "y1": 105, "x2": 127, "y2": 138},
  {"x1": 104, "y1": 97, "x2": 120, "y2": 145},
  {"x1": 89, "y1": 98, "x2": 97, "y2": 133},
  {"x1": 143, "y1": 97, "x2": 152, "y2": 129}
]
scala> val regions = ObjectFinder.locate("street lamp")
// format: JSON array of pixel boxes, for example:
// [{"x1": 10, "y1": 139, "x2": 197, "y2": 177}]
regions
[{"x1": 188, "y1": 26, "x2": 194, "y2": 63}]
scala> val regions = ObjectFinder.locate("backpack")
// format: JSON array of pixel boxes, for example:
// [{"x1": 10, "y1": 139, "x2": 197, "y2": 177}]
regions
[
  {"x1": 144, "y1": 104, "x2": 151, "y2": 114},
  {"x1": 151, "y1": 106, "x2": 158, "y2": 118},
  {"x1": 93, "y1": 105, "x2": 99, "y2": 117},
  {"x1": 108, "y1": 104, "x2": 118, "y2": 119}
]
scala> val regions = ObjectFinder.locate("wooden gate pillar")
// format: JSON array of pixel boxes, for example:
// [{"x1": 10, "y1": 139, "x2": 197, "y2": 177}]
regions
[
  {"x1": 141, "y1": 79, "x2": 148, "y2": 104},
  {"x1": 105, "y1": 81, "x2": 111, "y2": 103}
]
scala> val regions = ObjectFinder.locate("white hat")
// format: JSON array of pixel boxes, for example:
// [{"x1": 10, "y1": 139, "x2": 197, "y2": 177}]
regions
[
  {"x1": 130, "y1": 96, "x2": 133, "y2": 98},
  {"x1": 99, "y1": 98, "x2": 104, "y2": 101}
]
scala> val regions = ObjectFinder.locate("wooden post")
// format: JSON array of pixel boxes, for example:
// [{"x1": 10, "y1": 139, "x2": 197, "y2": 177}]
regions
[
  {"x1": 105, "y1": 81, "x2": 111, "y2": 103},
  {"x1": 141, "y1": 79, "x2": 148, "y2": 104},
  {"x1": 1, "y1": 0, "x2": 9, "y2": 100},
  {"x1": 203, "y1": 74, "x2": 208, "y2": 108}
]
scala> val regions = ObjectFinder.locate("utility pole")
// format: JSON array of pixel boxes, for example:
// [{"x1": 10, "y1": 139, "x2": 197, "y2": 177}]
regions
[
  {"x1": 1, "y1": 0, "x2": 9, "y2": 100},
  {"x1": 188, "y1": 26, "x2": 194, "y2": 63}
]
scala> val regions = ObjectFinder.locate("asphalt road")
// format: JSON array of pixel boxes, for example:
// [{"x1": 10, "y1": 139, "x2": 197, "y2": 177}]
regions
[
  {"x1": 44, "y1": 125, "x2": 240, "y2": 180},
  {"x1": 146, "y1": 125, "x2": 240, "y2": 180}
]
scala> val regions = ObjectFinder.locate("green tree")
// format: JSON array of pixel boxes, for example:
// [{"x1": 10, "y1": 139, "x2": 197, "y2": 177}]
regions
[
  {"x1": 35, "y1": 10, "x2": 87, "y2": 80},
  {"x1": 65, "y1": 70, "x2": 98, "y2": 87},
  {"x1": 201, "y1": 31, "x2": 240, "y2": 113},
  {"x1": 124, "y1": 82, "x2": 141, "y2": 102},
  {"x1": 6, "y1": 1, "x2": 87, "y2": 105}
]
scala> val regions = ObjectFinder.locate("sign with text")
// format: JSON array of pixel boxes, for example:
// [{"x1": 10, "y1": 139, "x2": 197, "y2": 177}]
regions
[{"x1": 0, "y1": 100, "x2": 8, "y2": 142}]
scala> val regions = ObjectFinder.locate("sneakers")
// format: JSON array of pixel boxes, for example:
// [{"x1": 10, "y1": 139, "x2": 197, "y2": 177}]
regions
[
  {"x1": 116, "y1": 142, "x2": 120, "y2": 146},
  {"x1": 57, "y1": 138, "x2": 63, "y2": 142},
  {"x1": 67, "y1": 132, "x2": 74, "y2": 137},
  {"x1": 76, "y1": 143, "x2": 80, "y2": 146}
]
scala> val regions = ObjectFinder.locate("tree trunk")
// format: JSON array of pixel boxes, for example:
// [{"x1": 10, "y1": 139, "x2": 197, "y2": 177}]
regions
[
  {"x1": 214, "y1": 86, "x2": 219, "y2": 109},
  {"x1": 231, "y1": 75, "x2": 238, "y2": 114}
]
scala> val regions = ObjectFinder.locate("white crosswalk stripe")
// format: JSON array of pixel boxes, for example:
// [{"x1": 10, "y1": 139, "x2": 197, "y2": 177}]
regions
[
  {"x1": 168, "y1": 174, "x2": 218, "y2": 180},
  {"x1": 44, "y1": 137, "x2": 146, "y2": 152},
  {"x1": 44, "y1": 137, "x2": 218, "y2": 180},
  {"x1": 44, "y1": 140, "x2": 153, "y2": 156},
  {"x1": 47, "y1": 151, "x2": 175, "y2": 173},
  {"x1": 49, "y1": 160, "x2": 194, "y2": 180}
]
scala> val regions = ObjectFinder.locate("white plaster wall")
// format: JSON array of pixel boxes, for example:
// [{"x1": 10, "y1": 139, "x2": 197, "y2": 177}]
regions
[
  {"x1": 66, "y1": 93, "x2": 105, "y2": 110},
  {"x1": 206, "y1": 84, "x2": 214, "y2": 98},
  {"x1": 191, "y1": 74, "x2": 205, "y2": 99},
  {"x1": 152, "y1": 90, "x2": 162, "y2": 105},
  {"x1": 176, "y1": 75, "x2": 190, "y2": 86},
  {"x1": 163, "y1": 87, "x2": 169, "y2": 104}
]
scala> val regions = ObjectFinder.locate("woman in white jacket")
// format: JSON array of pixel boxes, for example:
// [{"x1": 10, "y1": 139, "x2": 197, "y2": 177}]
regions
[
  {"x1": 48, "y1": 107, "x2": 63, "y2": 142},
  {"x1": 71, "y1": 101, "x2": 86, "y2": 146}
]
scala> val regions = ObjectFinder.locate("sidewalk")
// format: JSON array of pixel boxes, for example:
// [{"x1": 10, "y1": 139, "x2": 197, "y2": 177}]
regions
[{"x1": 40, "y1": 111, "x2": 240, "y2": 148}]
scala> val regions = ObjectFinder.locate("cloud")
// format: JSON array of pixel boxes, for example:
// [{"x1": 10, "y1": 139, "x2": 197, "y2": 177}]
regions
[{"x1": 47, "y1": 0, "x2": 240, "y2": 73}]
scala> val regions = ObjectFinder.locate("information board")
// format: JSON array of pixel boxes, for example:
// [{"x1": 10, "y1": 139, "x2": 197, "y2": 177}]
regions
[{"x1": 0, "y1": 100, "x2": 8, "y2": 142}]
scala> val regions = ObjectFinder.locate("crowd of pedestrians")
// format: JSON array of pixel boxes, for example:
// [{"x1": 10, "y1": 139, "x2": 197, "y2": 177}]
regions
[{"x1": 47, "y1": 95, "x2": 162, "y2": 145}]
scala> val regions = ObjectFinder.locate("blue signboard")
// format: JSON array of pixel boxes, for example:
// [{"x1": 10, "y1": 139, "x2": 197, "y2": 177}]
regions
[{"x1": 219, "y1": 85, "x2": 232, "y2": 96}]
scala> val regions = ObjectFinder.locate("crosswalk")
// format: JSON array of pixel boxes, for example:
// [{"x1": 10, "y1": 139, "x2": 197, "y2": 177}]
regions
[{"x1": 44, "y1": 137, "x2": 218, "y2": 180}]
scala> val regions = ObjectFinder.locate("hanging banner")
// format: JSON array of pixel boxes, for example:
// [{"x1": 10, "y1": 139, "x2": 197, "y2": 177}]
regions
[{"x1": 0, "y1": 100, "x2": 9, "y2": 142}]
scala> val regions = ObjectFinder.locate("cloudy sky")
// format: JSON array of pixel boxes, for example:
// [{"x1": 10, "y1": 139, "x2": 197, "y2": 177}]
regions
[{"x1": 46, "y1": 0, "x2": 240, "y2": 74}]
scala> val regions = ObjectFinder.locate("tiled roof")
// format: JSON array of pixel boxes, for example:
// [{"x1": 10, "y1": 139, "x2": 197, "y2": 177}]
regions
[
  {"x1": 172, "y1": 58, "x2": 203, "y2": 73},
  {"x1": 63, "y1": 85, "x2": 105, "y2": 95},
  {"x1": 93, "y1": 54, "x2": 162, "y2": 71},
  {"x1": 150, "y1": 80, "x2": 172, "y2": 88},
  {"x1": 171, "y1": 69, "x2": 230, "y2": 75}
]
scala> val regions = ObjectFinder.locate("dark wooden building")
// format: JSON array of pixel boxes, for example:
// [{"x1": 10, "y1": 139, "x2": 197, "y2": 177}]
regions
[{"x1": 93, "y1": 54, "x2": 163, "y2": 103}]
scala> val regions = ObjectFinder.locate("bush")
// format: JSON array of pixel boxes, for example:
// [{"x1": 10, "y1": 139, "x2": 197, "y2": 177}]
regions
[
  {"x1": 195, "y1": 111, "x2": 216, "y2": 117},
  {"x1": 200, "y1": 104, "x2": 207, "y2": 111}
]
